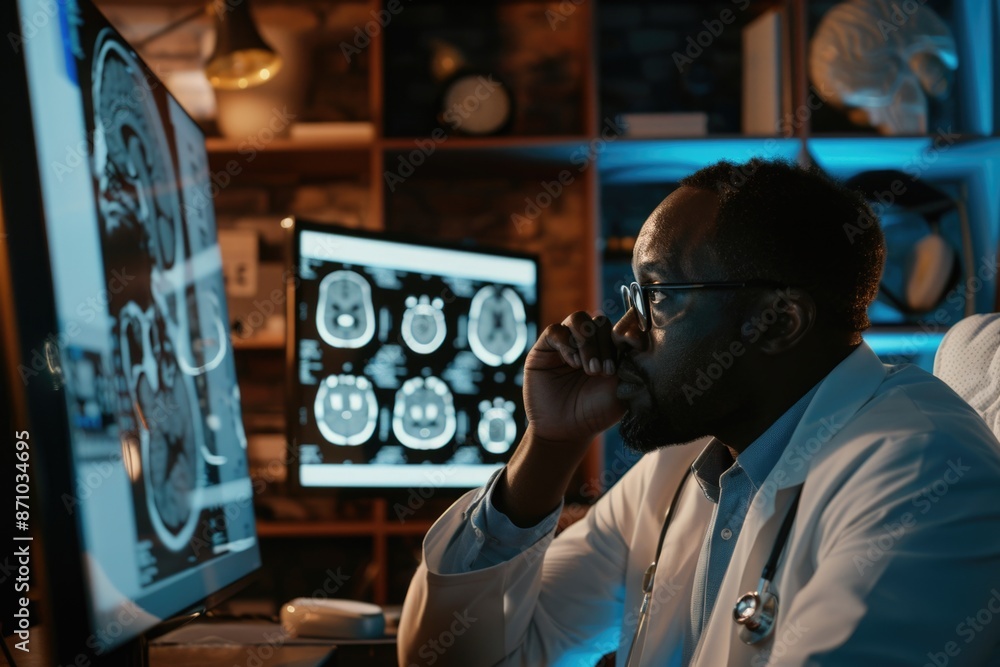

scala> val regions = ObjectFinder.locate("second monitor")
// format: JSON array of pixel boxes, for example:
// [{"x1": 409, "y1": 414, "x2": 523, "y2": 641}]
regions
[{"x1": 288, "y1": 221, "x2": 540, "y2": 490}]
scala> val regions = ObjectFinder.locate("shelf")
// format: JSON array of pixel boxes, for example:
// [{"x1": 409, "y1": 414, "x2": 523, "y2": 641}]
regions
[
  {"x1": 206, "y1": 136, "x2": 372, "y2": 153},
  {"x1": 805, "y1": 136, "x2": 1000, "y2": 174},
  {"x1": 598, "y1": 137, "x2": 805, "y2": 183},
  {"x1": 256, "y1": 519, "x2": 434, "y2": 538},
  {"x1": 206, "y1": 136, "x2": 371, "y2": 179},
  {"x1": 380, "y1": 136, "x2": 595, "y2": 177},
  {"x1": 379, "y1": 136, "x2": 590, "y2": 151}
]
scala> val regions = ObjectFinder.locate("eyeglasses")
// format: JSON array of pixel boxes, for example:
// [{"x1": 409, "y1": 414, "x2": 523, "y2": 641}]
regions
[{"x1": 620, "y1": 280, "x2": 786, "y2": 332}]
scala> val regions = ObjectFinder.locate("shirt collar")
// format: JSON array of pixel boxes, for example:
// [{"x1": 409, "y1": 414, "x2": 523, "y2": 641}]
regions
[{"x1": 691, "y1": 381, "x2": 822, "y2": 503}]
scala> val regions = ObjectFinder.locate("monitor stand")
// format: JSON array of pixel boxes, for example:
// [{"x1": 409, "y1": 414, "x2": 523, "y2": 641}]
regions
[{"x1": 100, "y1": 635, "x2": 149, "y2": 667}]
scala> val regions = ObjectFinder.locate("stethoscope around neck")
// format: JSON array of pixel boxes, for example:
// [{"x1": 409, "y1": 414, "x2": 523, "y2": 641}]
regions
[{"x1": 623, "y1": 468, "x2": 803, "y2": 666}]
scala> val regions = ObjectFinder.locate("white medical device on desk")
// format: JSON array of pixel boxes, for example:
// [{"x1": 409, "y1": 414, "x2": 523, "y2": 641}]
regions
[{"x1": 281, "y1": 598, "x2": 386, "y2": 639}]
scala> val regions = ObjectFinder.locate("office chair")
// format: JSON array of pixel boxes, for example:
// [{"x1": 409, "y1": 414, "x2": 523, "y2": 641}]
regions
[{"x1": 934, "y1": 313, "x2": 1000, "y2": 439}]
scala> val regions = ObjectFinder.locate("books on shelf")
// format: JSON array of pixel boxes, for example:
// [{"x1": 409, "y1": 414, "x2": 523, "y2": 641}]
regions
[
  {"x1": 742, "y1": 8, "x2": 792, "y2": 136},
  {"x1": 288, "y1": 121, "x2": 375, "y2": 143},
  {"x1": 617, "y1": 112, "x2": 709, "y2": 138}
]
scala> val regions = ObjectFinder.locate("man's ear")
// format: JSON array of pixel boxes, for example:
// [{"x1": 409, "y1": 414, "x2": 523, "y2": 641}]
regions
[{"x1": 750, "y1": 287, "x2": 816, "y2": 355}]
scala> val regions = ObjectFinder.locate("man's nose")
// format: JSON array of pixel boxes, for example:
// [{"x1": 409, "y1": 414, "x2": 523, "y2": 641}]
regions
[{"x1": 611, "y1": 306, "x2": 647, "y2": 354}]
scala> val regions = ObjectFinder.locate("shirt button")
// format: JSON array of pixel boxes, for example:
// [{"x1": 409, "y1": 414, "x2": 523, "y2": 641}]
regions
[{"x1": 720, "y1": 528, "x2": 733, "y2": 540}]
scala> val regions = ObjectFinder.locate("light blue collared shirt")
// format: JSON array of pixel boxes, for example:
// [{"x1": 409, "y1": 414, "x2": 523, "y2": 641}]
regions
[
  {"x1": 436, "y1": 467, "x2": 563, "y2": 573},
  {"x1": 683, "y1": 382, "x2": 820, "y2": 662},
  {"x1": 436, "y1": 382, "x2": 821, "y2": 657}
]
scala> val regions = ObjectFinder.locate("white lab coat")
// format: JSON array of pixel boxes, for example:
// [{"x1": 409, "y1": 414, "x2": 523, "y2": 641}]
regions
[{"x1": 398, "y1": 343, "x2": 1000, "y2": 666}]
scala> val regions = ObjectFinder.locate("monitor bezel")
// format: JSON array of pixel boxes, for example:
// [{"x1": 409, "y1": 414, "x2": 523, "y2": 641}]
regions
[
  {"x1": 285, "y1": 218, "x2": 542, "y2": 497},
  {"x1": 0, "y1": 0, "x2": 260, "y2": 662}
]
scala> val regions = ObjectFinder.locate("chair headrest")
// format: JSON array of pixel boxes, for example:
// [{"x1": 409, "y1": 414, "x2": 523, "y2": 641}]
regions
[{"x1": 934, "y1": 313, "x2": 1000, "y2": 439}]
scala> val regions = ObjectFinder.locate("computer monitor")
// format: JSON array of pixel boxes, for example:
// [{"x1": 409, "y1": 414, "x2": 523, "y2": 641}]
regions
[
  {"x1": 0, "y1": 0, "x2": 259, "y2": 663},
  {"x1": 288, "y1": 221, "x2": 540, "y2": 490}
]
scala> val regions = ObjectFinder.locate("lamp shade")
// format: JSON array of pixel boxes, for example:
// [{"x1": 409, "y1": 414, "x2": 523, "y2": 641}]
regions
[{"x1": 205, "y1": 0, "x2": 282, "y2": 90}]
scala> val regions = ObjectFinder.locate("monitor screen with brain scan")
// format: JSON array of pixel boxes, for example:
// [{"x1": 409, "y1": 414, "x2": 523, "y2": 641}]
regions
[
  {"x1": 289, "y1": 221, "x2": 540, "y2": 489},
  {"x1": 1, "y1": 0, "x2": 259, "y2": 659}
]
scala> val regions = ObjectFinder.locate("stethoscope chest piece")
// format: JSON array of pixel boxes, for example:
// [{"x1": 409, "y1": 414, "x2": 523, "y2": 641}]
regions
[{"x1": 732, "y1": 579, "x2": 778, "y2": 645}]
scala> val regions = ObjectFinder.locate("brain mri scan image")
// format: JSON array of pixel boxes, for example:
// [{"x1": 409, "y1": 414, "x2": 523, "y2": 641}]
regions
[
  {"x1": 92, "y1": 34, "x2": 181, "y2": 274},
  {"x1": 117, "y1": 285, "x2": 204, "y2": 553},
  {"x1": 179, "y1": 286, "x2": 229, "y2": 376},
  {"x1": 292, "y1": 226, "x2": 538, "y2": 487},
  {"x1": 20, "y1": 1, "x2": 264, "y2": 629},
  {"x1": 73, "y1": 24, "x2": 257, "y2": 583},
  {"x1": 392, "y1": 376, "x2": 457, "y2": 450},
  {"x1": 478, "y1": 397, "x2": 517, "y2": 454},
  {"x1": 317, "y1": 270, "x2": 377, "y2": 349},
  {"x1": 314, "y1": 374, "x2": 379, "y2": 446},
  {"x1": 401, "y1": 294, "x2": 447, "y2": 354},
  {"x1": 136, "y1": 362, "x2": 201, "y2": 551},
  {"x1": 93, "y1": 32, "x2": 193, "y2": 534},
  {"x1": 468, "y1": 286, "x2": 528, "y2": 366}
]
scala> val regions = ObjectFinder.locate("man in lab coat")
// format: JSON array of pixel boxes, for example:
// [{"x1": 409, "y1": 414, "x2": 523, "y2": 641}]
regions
[{"x1": 397, "y1": 158, "x2": 1000, "y2": 666}]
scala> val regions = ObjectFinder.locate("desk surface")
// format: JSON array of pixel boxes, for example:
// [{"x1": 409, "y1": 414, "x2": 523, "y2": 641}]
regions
[
  {"x1": 2, "y1": 621, "x2": 396, "y2": 667},
  {"x1": 153, "y1": 621, "x2": 396, "y2": 667}
]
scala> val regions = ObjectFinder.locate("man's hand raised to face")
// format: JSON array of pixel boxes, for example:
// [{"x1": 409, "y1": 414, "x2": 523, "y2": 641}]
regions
[
  {"x1": 493, "y1": 311, "x2": 626, "y2": 528},
  {"x1": 525, "y1": 311, "x2": 626, "y2": 445}
]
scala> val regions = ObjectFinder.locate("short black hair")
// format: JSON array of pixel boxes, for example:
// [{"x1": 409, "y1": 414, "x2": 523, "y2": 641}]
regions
[{"x1": 679, "y1": 157, "x2": 885, "y2": 340}]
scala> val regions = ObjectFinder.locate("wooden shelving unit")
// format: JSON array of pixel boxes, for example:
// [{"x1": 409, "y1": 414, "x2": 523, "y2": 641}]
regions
[
  {"x1": 196, "y1": 0, "x2": 604, "y2": 606},
  {"x1": 255, "y1": 498, "x2": 436, "y2": 604}
]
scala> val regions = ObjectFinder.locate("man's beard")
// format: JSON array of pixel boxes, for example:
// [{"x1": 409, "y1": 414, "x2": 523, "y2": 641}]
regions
[
  {"x1": 617, "y1": 363, "x2": 709, "y2": 453},
  {"x1": 619, "y1": 406, "x2": 673, "y2": 453},
  {"x1": 619, "y1": 402, "x2": 709, "y2": 453},
  {"x1": 616, "y1": 352, "x2": 684, "y2": 453},
  {"x1": 617, "y1": 358, "x2": 674, "y2": 453}
]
